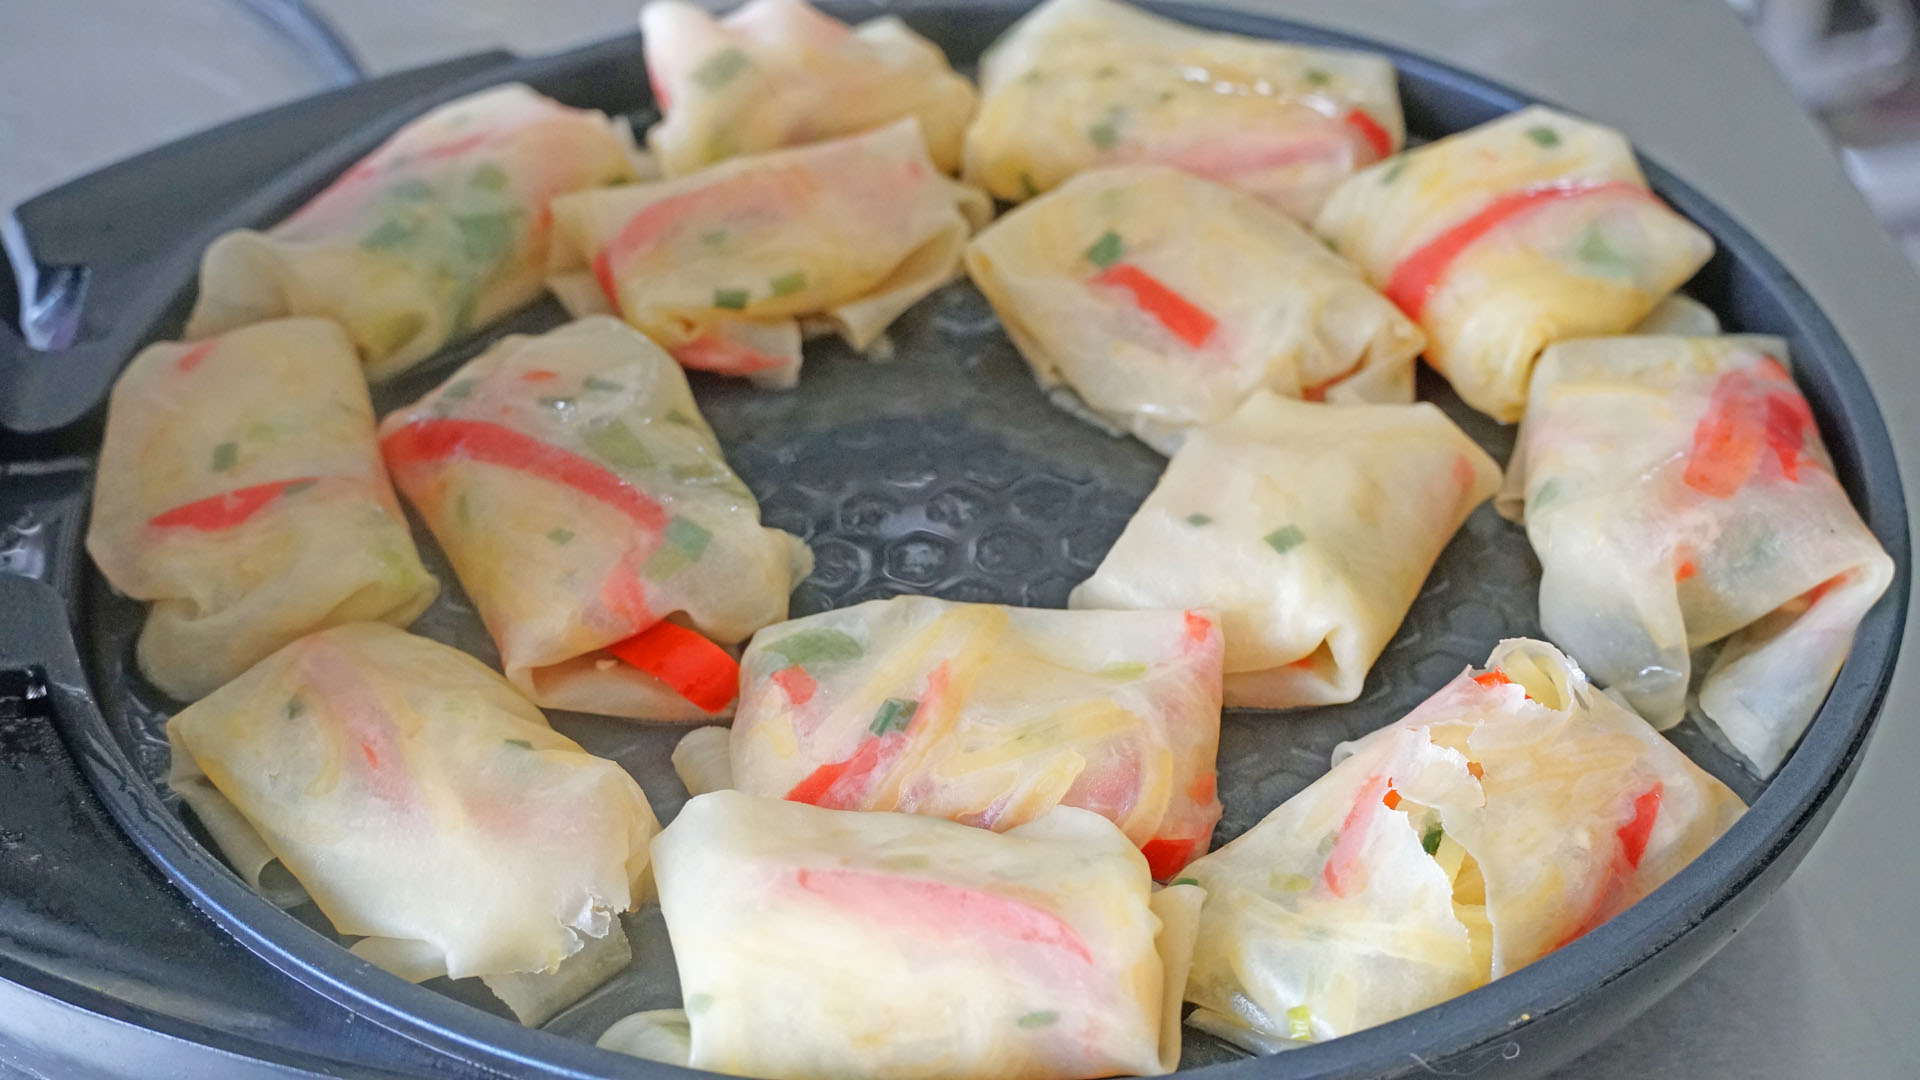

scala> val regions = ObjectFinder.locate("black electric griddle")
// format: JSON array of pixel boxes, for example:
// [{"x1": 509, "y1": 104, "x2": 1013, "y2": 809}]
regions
[{"x1": 0, "y1": 4, "x2": 1909, "y2": 1079}]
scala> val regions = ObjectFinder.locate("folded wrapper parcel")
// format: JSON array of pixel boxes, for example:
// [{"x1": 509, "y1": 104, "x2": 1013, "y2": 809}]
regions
[{"x1": 167, "y1": 622, "x2": 659, "y2": 1025}]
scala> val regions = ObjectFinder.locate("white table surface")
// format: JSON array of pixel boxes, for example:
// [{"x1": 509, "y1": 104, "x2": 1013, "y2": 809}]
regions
[{"x1": 2, "y1": 2, "x2": 1916, "y2": 1077}]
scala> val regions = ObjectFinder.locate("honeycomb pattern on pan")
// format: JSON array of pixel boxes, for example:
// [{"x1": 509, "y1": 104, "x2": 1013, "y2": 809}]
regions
[{"x1": 80, "y1": 277, "x2": 1765, "y2": 1067}]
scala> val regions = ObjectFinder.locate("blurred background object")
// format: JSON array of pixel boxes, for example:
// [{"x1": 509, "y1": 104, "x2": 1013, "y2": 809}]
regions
[{"x1": 1734, "y1": 0, "x2": 1920, "y2": 263}]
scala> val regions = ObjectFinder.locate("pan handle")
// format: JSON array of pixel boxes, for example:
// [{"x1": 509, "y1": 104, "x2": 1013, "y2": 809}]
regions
[{"x1": 0, "y1": 47, "x2": 519, "y2": 452}]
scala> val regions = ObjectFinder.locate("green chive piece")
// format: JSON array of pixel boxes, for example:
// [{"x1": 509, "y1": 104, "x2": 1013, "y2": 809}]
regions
[
  {"x1": 1018, "y1": 171, "x2": 1041, "y2": 199},
  {"x1": 547, "y1": 527, "x2": 574, "y2": 545},
  {"x1": 769, "y1": 269, "x2": 808, "y2": 297},
  {"x1": 1577, "y1": 226, "x2": 1635, "y2": 276},
  {"x1": 1525, "y1": 125, "x2": 1561, "y2": 148},
  {"x1": 765, "y1": 628, "x2": 864, "y2": 669},
  {"x1": 454, "y1": 210, "x2": 522, "y2": 263},
  {"x1": 1287, "y1": 1005, "x2": 1314, "y2": 1042},
  {"x1": 582, "y1": 375, "x2": 624, "y2": 393},
  {"x1": 1095, "y1": 64, "x2": 1120, "y2": 78},
  {"x1": 713, "y1": 287, "x2": 751, "y2": 311},
  {"x1": 211, "y1": 441, "x2": 238, "y2": 472},
  {"x1": 282, "y1": 479, "x2": 317, "y2": 496},
  {"x1": 685, "y1": 992, "x2": 715, "y2": 1015},
  {"x1": 582, "y1": 419, "x2": 655, "y2": 471},
  {"x1": 469, "y1": 163, "x2": 509, "y2": 190},
  {"x1": 1084, "y1": 230, "x2": 1124, "y2": 269},
  {"x1": 1088, "y1": 121, "x2": 1121, "y2": 149},
  {"x1": 442, "y1": 378, "x2": 478, "y2": 401},
  {"x1": 1305, "y1": 68, "x2": 1331, "y2": 86},
  {"x1": 1264, "y1": 525, "x2": 1306, "y2": 555},
  {"x1": 645, "y1": 546, "x2": 691, "y2": 580},
  {"x1": 664, "y1": 516, "x2": 712, "y2": 558},
  {"x1": 361, "y1": 218, "x2": 416, "y2": 251},
  {"x1": 1017, "y1": 1011, "x2": 1059, "y2": 1029},
  {"x1": 691, "y1": 47, "x2": 751, "y2": 92},
  {"x1": 286, "y1": 696, "x2": 305, "y2": 719},
  {"x1": 1273, "y1": 872, "x2": 1312, "y2": 893},
  {"x1": 505, "y1": 738, "x2": 534, "y2": 750},
  {"x1": 1170, "y1": 876, "x2": 1200, "y2": 887},
  {"x1": 1530, "y1": 477, "x2": 1563, "y2": 509},
  {"x1": 454, "y1": 491, "x2": 473, "y2": 525},
  {"x1": 665, "y1": 408, "x2": 695, "y2": 426},
  {"x1": 870, "y1": 697, "x2": 919, "y2": 736},
  {"x1": 878, "y1": 853, "x2": 931, "y2": 870},
  {"x1": 699, "y1": 228, "x2": 729, "y2": 249},
  {"x1": 1098, "y1": 661, "x2": 1148, "y2": 681},
  {"x1": 1185, "y1": 513, "x2": 1212, "y2": 526},
  {"x1": 1422, "y1": 823, "x2": 1444, "y2": 856},
  {"x1": 1381, "y1": 158, "x2": 1408, "y2": 185},
  {"x1": 391, "y1": 178, "x2": 434, "y2": 200}
]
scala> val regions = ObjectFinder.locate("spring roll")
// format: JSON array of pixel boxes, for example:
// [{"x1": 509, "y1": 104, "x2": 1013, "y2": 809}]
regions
[
  {"x1": 87, "y1": 318, "x2": 437, "y2": 702},
  {"x1": 641, "y1": 0, "x2": 977, "y2": 176},
  {"x1": 1070, "y1": 391, "x2": 1499, "y2": 708},
  {"x1": 1314, "y1": 106, "x2": 1715, "y2": 422},
  {"x1": 966, "y1": 164, "x2": 1422, "y2": 452},
  {"x1": 1499, "y1": 335, "x2": 1893, "y2": 775},
  {"x1": 166, "y1": 622, "x2": 659, "y2": 1025},
  {"x1": 964, "y1": 0, "x2": 1402, "y2": 220},
  {"x1": 548, "y1": 119, "x2": 990, "y2": 388},
  {"x1": 378, "y1": 317, "x2": 811, "y2": 721},
  {"x1": 186, "y1": 84, "x2": 639, "y2": 380},
  {"x1": 731, "y1": 596, "x2": 1224, "y2": 877},
  {"x1": 1182, "y1": 638, "x2": 1743, "y2": 1048},
  {"x1": 622, "y1": 789, "x2": 1199, "y2": 1079}
]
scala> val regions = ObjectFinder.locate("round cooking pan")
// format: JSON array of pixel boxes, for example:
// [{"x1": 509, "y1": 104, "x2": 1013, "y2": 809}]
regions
[{"x1": 6, "y1": 3, "x2": 1907, "y2": 1078}]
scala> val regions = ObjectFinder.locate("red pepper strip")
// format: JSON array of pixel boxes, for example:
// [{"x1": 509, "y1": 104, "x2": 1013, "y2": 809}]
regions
[
  {"x1": 1467, "y1": 760, "x2": 1484, "y2": 780},
  {"x1": 1383, "y1": 181, "x2": 1648, "y2": 319},
  {"x1": 1184, "y1": 611, "x2": 1213, "y2": 643},
  {"x1": 1302, "y1": 357, "x2": 1365, "y2": 402},
  {"x1": 672, "y1": 332, "x2": 791, "y2": 375},
  {"x1": 1323, "y1": 774, "x2": 1389, "y2": 897},
  {"x1": 1674, "y1": 559, "x2": 1698, "y2": 582},
  {"x1": 1383, "y1": 787, "x2": 1402, "y2": 810},
  {"x1": 785, "y1": 732, "x2": 904, "y2": 808},
  {"x1": 1342, "y1": 109, "x2": 1394, "y2": 160},
  {"x1": 176, "y1": 341, "x2": 217, "y2": 374},
  {"x1": 771, "y1": 665, "x2": 816, "y2": 705},
  {"x1": 1683, "y1": 361, "x2": 1813, "y2": 498},
  {"x1": 418, "y1": 131, "x2": 490, "y2": 162},
  {"x1": 519, "y1": 369, "x2": 558, "y2": 382},
  {"x1": 592, "y1": 169, "x2": 803, "y2": 307},
  {"x1": 381, "y1": 419, "x2": 669, "y2": 535},
  {"x1": 606, "y1": 621, "x2": 739, "y2": 712},
  {"x1": 1094, "y1": 263, "x2": 1218, "y2": 348},
  {"x1": 1472, "y1": 670, "x2": 1511, "y2": 689},
  {"x1": 1553, "y1": 782, "x2": 1664, "y2": 949},
  {"x1": 1188, "y1": 771, "x2": 1218, "y2": 805},
  {"x1": 1615, "y1": 782, "x2": 1663, "y2": 870},
  {"x1": 147, "y1": 477, "x2": 320, "y2": 531},
  {"x1": 300, "y1": 641, "x2": 415, "y2": 808},
  {"x1": 1141, "y1": 836, "x2": 1204, "y2": 880},
  {"x1": 794, "y1": 867, "x2": 1095, "y2": 965}
]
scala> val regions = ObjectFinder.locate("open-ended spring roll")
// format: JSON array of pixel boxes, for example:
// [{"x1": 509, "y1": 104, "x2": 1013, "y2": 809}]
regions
[
  {"x1": 965, "y1": 0, "x2": 1402, "y2": 220},
  {"x1": 1314, "y1": 105, "x2": 1715, "y2": 422},
  {"x1": 1070, "y1": 391, "x2": 1499, "y2": 708},
  {"x1": 166, "y1": 622, "x2": 659, "y2": 1025},
  {"x1": 966, "y1": 164, "x2": 1423, "y2": 453},
  {"x1": 186, "y1": 84, "x2": 639, "y2": 381},
  {"x1": 548, "y1": 119, "x2": 990, "y2": 388},
  {"x1": 1181, "y1": 639, "x2": 1743, "y2": 1048},
  {"x1": 88, "y1": 318, "x2": 437, "y2": 702},
  {"x1": 1499, "y1": 335, "x2": 1893, "y2": 776},
  {"x1": 620, "y1": 789, "x2": 1200, "y2": 1079},
  {"x1": 641, "y1": 0, "x2": 977, "y2": 177},
  {"x1": 379, "y1": 317, "x2": 811, "y2": 721},
  {"x1": 730, "y1": 596, "x2": 1225, "y2": 877}
]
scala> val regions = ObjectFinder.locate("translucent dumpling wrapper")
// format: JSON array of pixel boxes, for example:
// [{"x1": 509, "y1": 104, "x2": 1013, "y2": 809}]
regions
[
  {"x1": 87, "y1": 318, "x2": 438, "y2": 702},
  {"x1": 640, "y1": 0, "x2": 977, "y2": 177},
  {"x1": 166, "y1": 622, "x2": 659, "y2": 1025},
  {"x1": 548, "y1": 119, "x2": 991, "y2": 388},
  {"x1": 1182, "y1": 638, "x2": 1744, "y2": 1048},
  {"x1": 185, "y1": 84, "x2": 640, "y2": 380},
  {"x1": 1070, "y1": 391, "x2": 1500, "y2": 708},
  {"x1": 730, "y1": 596, "x2": 1225, "y2": 877},
  {"x1": 627, "y1": 789, "x2": 1202, "y2": 1080},
  {"x1": 1313, "y1": 105, "x2": 1715, "y2": 422},
  {"x1": 378, "y1": 317, "x2": 812, "y2": 721},
  {"x1": 965, "y1": 164, "x2": 1424, "y2": 454},
  {"x1": 1498, "y1": 335, "x2": 1894, "y2": 776},
  {"x1": 964, "y1": 0, "x2": 1402, "y2": 220}
]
